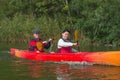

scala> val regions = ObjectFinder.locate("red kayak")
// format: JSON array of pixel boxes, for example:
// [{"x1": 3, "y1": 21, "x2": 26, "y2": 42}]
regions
[{"x1": 10, "y1": 48, "x2": 120, "y2": 66}]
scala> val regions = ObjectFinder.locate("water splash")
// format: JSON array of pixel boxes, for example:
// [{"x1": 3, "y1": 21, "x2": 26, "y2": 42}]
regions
[{"x1": 53, "y1": 61, "x2": 94, "y2": 66}]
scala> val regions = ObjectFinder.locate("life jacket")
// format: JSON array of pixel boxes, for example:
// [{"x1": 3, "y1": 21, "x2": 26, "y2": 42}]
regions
[
  {"x1": 59, "y1": 38, "x2": 72, "y2": 53},
  {"x1": 60, "y1": 47, "x2": 72, "y2": 53},
  {"x1": 29, "y1": 38, "x2": 44, "y2": 52}
]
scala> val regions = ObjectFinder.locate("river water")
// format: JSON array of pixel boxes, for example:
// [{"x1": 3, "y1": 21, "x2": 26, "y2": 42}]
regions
[{"x1": 0, "y1": 44, "x2": 120, "y2": 80}]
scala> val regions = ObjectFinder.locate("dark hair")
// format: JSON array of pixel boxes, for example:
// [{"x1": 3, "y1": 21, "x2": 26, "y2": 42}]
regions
[{"x1": 62, "y1": 29, "x2": 70, "y2": 34}]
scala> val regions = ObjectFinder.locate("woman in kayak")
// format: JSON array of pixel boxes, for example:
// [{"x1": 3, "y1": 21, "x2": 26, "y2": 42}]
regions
[
  {"x1": 29, "y1": 29, "x2": 52, "y2": 52},
  {"x1": 57, "y1": 29, "x2": 78, "y2": 53}
]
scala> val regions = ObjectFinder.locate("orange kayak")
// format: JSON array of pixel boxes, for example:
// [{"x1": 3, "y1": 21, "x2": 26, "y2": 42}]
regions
[{"x1": 10, "y1": 48, "x2": 120, "y2": 66}]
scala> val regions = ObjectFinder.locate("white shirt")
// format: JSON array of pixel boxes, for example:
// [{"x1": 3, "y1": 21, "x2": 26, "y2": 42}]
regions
[{"x1": 57, "y1": 38, "x2": 73, "y2": 48}]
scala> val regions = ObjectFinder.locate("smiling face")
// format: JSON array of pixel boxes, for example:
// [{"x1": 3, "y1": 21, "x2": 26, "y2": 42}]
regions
[{"x1": 62, "y1": 31, "x2": 70, "y2": 40}]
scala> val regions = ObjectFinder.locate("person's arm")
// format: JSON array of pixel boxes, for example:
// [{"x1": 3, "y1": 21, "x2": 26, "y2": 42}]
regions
[
  {"x1": 29, "y1": 40, "x2": 36, "y2": 51},
  {"x1": 58, "y1": 39, "x2": 73, "y2": 48},
  {"x1": 43, "y1": 38, "x2": 53, "y2": 49},
  {"x1": 44, "y1": 41, "x2": 51, "y2": 49}
]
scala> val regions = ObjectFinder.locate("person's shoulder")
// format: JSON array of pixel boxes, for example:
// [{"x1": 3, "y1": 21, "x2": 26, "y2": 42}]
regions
[{"x1": 58, "y1": 38, "x2": 64, "y2": 42}]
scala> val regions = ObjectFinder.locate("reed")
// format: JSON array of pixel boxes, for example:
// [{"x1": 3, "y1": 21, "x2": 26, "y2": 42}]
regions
[{"x1": 0, "y1": 14, "x2": 68, "y2": 43}]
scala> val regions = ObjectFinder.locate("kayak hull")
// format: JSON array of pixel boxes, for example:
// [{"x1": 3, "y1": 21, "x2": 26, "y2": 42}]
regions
[{"x1": 10, "y1": 48, "x2": 120, "y2": 66}]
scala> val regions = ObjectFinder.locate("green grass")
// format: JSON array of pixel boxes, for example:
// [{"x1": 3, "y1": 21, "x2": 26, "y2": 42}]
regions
[
  {"x1": 0, "y1": 13, "x2": 119, "y2": 47},
  {"x1": 0, "y1": 14, "x2": 62, "y2": 43}
]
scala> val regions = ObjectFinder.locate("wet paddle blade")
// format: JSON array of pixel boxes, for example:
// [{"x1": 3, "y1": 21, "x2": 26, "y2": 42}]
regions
[{"x1": 75, "y1": 30, "x2": 79, "y2": 42}]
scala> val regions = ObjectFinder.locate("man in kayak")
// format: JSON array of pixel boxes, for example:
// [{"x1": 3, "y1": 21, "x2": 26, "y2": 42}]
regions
[
  {"x1": 57, "y1": 29, "x2": 78, "y2": 53},
  {"x1": 29, "y1": 29, "x2": 52, "y2": 52}
]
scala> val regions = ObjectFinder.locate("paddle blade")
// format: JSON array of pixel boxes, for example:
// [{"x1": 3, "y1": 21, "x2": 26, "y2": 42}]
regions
[
  {"x1": 36, "y1": 42, "x2": 44, "y2": 51},
  {"x1": 74, "y1": 30, "x2": 79, "y2": 42}
]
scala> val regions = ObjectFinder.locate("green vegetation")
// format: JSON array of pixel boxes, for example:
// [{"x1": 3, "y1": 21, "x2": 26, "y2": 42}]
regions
[{"x1": 0, "y1": 0, "x2": 120, "y2": 46}]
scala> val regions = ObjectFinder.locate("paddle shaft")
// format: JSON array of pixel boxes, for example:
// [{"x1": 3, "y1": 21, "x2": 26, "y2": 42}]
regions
[
  {"x1": 49, "y1": 39, "x2": 54, "y2": 52},
  {"x1": 76, "y1": 41, "x2": 80, "y2": 51}
]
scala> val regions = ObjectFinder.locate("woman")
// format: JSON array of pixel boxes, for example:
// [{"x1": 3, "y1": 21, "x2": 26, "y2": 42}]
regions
[
  {"x1": 57, "y1": 29, "x2": 78, "y2": 53},
  {"x1": 29, "y1": 29, "x2": 52, "y2": 52}
]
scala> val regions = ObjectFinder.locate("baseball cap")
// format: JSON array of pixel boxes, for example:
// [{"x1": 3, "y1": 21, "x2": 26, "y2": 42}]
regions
[{"x1": 33, "y1": 29, "x2": 40, "y2": 34}]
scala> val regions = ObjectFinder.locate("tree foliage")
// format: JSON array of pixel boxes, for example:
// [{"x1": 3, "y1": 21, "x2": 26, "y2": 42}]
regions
[{"x1": 0, "y1": 0, "x2": 120, "y2": 45}]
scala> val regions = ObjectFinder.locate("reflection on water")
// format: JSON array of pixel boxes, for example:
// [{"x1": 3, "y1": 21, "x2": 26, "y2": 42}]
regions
[
  {"x1": 9, "y1": 58, "x2": 120, "y2": 80},
  {"x1": 56, "y1": 64, "x2": 71, "y2": 80},
  {"x1": 0, "y1": 44, "x2": 120, "y2": 80}
]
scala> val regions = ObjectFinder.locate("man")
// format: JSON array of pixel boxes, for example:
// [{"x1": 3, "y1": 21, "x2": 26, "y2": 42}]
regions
[{"x1": 29, "y1": 29, "x2": 52, "y2": 52}]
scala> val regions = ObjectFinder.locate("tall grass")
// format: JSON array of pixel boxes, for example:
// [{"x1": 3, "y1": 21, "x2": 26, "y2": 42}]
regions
[
  {"x1": 0, "y1": 14, "x2": 68, "y2": 43},
  {"x1": 0, "y1": 13, "x2": 91, "y2": 47}
]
